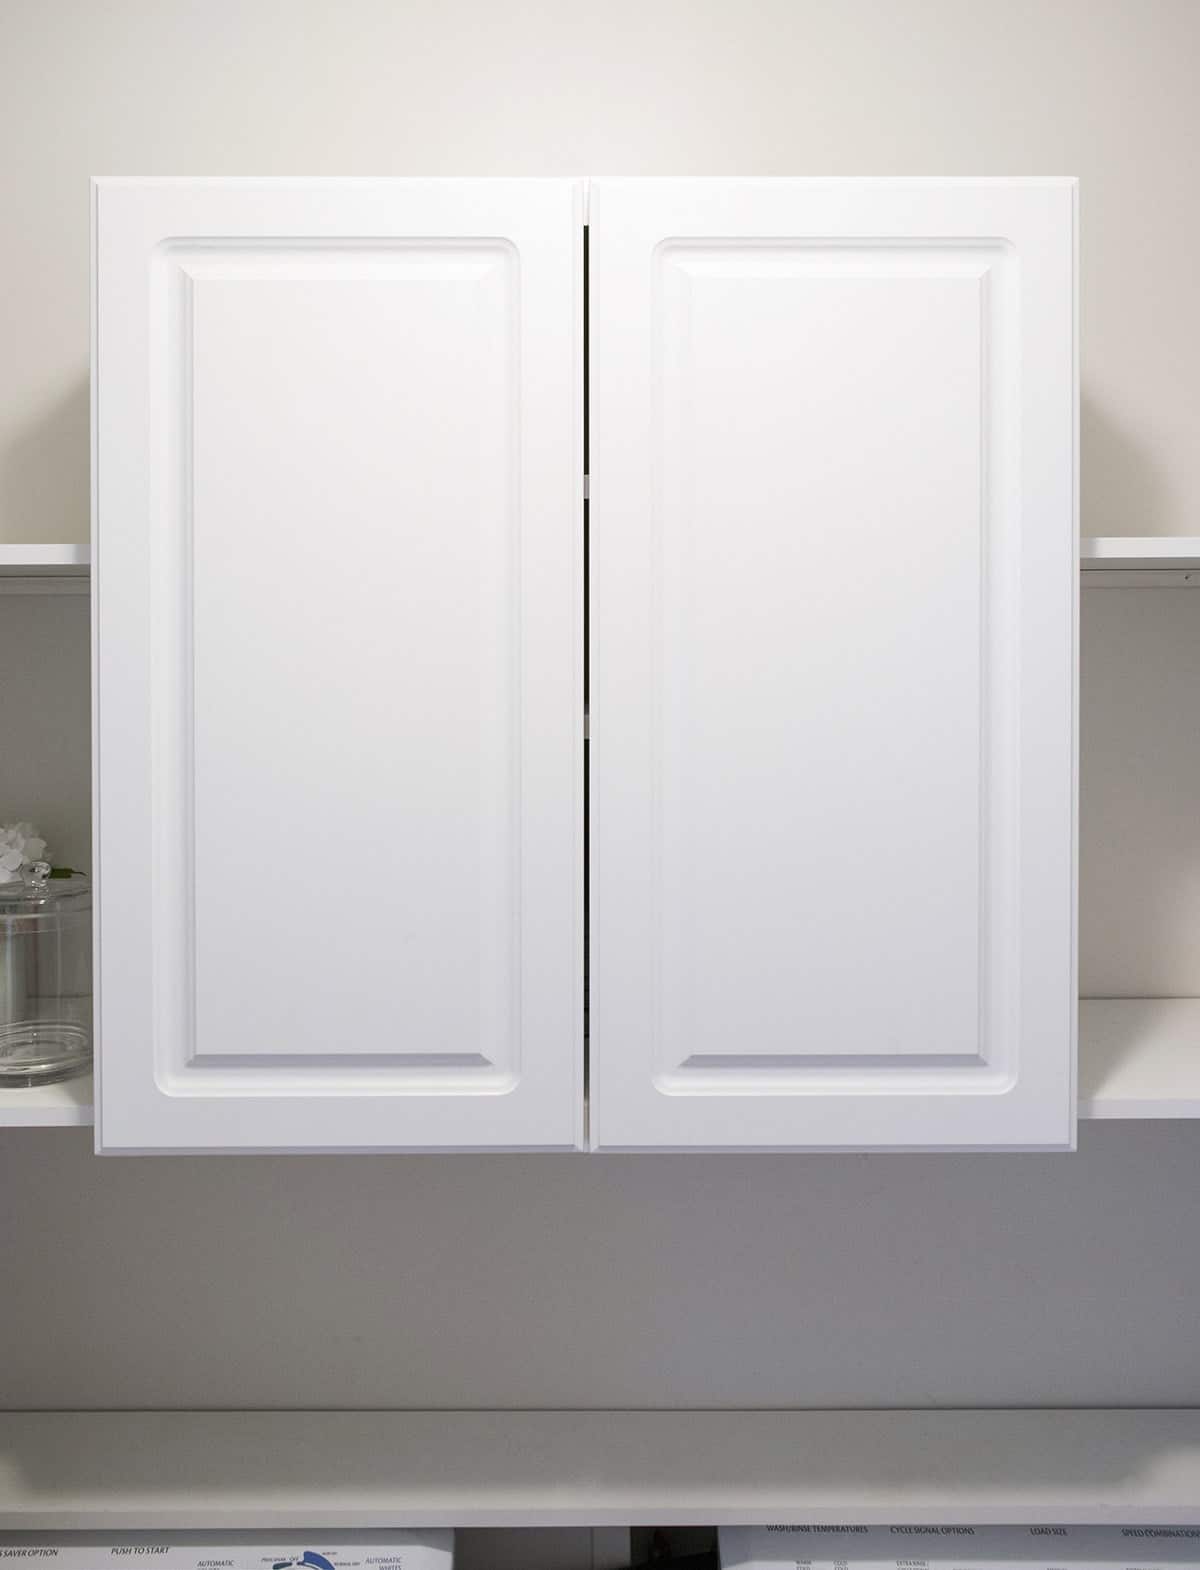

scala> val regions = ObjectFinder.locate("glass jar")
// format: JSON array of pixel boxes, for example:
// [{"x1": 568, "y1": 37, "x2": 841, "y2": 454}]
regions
[{"x1": 0, "y1": 869, "x2": 92, "y2": 1086}]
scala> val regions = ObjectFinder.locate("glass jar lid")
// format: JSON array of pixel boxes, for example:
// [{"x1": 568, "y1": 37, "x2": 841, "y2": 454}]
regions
[{"x1": 0, "y1": 871, "x2": 90, "y2": 916}]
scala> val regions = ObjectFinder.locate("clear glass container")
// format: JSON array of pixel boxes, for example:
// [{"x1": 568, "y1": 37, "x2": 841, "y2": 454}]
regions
[{"x1": 0, "y1": 869, "x2": 92, "y2": 1086}]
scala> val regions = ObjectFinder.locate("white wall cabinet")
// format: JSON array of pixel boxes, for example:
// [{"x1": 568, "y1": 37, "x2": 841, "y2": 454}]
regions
[{"x1": 93, "y1": 176, "x2": 1076, "y2": 1154}]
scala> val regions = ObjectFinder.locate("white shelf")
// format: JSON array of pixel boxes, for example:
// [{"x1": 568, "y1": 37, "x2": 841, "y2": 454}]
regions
[
  {"x1": 1, "y1": 1010, "x2": 1197, "y2": 1128},
  {"x1": 0, "y1": 543, "x2": 90, "y2": 578},
  {"x1": 2, "y1": 1409, "x2": 1200, "y2": 1527},
  {"x1": 1082, "y1": 536, "x2": 1200, "y2": 573},
  {"x1": 1080, "y1": 997, "x2": 1200, "y2": 1118},
  {"x1": 0, "y1": 540, "x2": 1196, "y2": 579},
  {"x1": 2, "y1": 540, "x2": 1197, "y2": 577},
  {"x1": 0, "y1": 1072, "x2": 94, "y2": 1127},
  {"x1": 2, "y1": 1005, "x2": 1198, "y2": 1130}
]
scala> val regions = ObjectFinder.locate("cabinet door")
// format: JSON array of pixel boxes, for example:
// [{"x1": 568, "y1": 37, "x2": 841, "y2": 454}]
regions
[
  {"x1": 589, "y1": 178, "x2": 1076, "y2": 1151},
  {"x1": 94, "y1": 178, "x2": 582, "y2": 1151}
]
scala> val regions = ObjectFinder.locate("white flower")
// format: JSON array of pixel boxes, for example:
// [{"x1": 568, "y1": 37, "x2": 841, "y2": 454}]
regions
[{"x1": 0, "y1": 822, "x2": 49, "y2": 884}]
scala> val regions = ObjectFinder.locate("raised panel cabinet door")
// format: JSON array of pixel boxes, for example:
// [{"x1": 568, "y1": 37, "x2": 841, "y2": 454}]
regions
[
  {"x1": 94, "y1": 178, "x2": 583, "y2": 1151},
  {"x1": 589, "y1": 177, "x2": 1077, "y2": 1151}
]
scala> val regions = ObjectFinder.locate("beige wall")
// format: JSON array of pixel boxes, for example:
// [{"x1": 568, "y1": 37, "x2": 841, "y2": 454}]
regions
[
  {"x1": 4, "y1": 1121, "x2": 1200, "y2": 1409},
  {"x1": 1, "y1": 0, "x2": 1198, "y2": 544}
]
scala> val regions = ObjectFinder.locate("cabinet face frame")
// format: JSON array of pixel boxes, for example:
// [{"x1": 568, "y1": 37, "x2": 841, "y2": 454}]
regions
[
  {"x1": 92, "y1": 177, "x2": 584, "y2": 1152},
  {"x1": 588, "y1": 177, "x2": 1078, "y2": 1151}
]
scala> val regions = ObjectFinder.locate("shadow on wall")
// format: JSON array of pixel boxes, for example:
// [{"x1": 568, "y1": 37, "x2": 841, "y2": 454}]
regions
[
  {"x1": 1082, "y1": 389, "x2": 1169, "y2": 536},
  {"x1": 0, "y1": 375, "x2": 89, "y2": 545},
  {"x1": 0, "y1": 1405, "x2": 1192, "y2": 1518},
  {"x1": 0, "y1": 591, "x2": 92, "y2": 869}
]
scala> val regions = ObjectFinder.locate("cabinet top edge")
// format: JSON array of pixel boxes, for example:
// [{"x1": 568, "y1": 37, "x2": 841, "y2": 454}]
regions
[
  {"x1": 90, "y1": 175, "x2": 1080, "y2": 188},
  {"x1": 89, "y1": 175, "x2": 588, "y2": 189},
  {"x1": 587, "y1": 174, "x2": 1080, "y2": 186}
]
